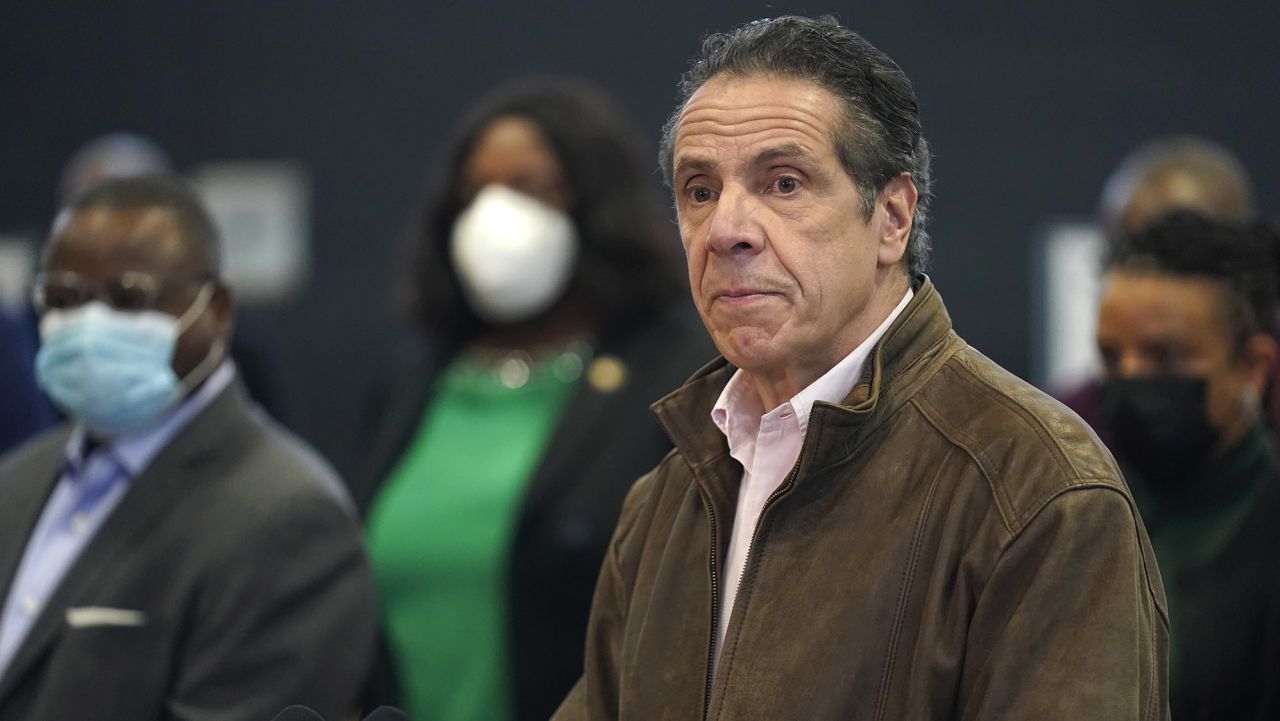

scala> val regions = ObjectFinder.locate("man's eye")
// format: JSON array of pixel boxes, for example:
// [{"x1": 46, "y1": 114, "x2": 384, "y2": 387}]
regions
[
  {"x1": 40, "y1": 285, "x2": 83, "y2": 310},
  {"x1": 771, "y1": 177, "x2": 800, "y2": 194},
  {"x1": 690, "y1": 187, "x2": 713, "y2": 203}
]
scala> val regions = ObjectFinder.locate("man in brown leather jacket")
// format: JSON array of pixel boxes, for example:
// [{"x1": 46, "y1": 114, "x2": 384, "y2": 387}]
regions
[{"x1": 553, "y1": 15, "x2": 1170, "y2": 721}]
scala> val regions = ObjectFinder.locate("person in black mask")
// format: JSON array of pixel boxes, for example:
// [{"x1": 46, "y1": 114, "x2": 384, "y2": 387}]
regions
[{"x1": 1096, "y1": 210, "x2": 1280, "y2": 719}]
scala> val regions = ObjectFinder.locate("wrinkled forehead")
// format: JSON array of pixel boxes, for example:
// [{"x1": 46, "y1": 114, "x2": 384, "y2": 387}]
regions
[
  {"x1": 45, "y1": 205, "x2": 194, "y2": 280},
  {"x1": 672, "y1": 74, "x2": 841, "y2": 170}
]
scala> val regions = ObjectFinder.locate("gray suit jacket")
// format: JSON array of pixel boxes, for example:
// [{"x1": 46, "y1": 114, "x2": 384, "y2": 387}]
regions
[{"x1": 0, "y1": 380, "x2": 377, "y2": 721}]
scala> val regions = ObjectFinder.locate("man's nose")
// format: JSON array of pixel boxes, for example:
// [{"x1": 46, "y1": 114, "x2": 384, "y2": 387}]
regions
[{"x1": 705, "y1": 186, "x2": 765, "y2": 257}]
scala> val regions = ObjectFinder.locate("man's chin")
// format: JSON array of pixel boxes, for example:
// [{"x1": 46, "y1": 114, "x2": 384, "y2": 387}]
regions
[{"x1": 714, "y1": 332, "x2": 782, "y2": 372}]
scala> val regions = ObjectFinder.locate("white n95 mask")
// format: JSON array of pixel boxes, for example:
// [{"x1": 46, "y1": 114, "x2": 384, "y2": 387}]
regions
[{"x1": 450, "y1": 184, "x2": 579, "y2": 324}]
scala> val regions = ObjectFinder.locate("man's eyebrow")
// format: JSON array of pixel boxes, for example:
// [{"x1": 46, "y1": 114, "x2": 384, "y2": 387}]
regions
[
  {"x1": 673, "y1": 143, "x2": 818, "y2": 178},
  {"x1": 672, "y1": 156, "x2": 713, "y2": 180},
  {"x1": 752, "y1": 143, "x2": 818, "y2": 167}
]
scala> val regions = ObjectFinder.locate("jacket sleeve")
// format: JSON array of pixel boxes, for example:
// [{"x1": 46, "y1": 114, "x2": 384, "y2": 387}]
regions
[
  {"x1": 551, "y1": 472, "x2": 657, "y2": 721},
  {"x1": 958, "y1": 485, "x2": 1171, "y2": 721},
  {"x1": 164, "y1": 490, "x2": 378, "y2": 721}
]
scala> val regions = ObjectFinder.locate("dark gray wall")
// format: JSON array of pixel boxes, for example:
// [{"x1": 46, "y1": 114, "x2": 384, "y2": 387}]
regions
[{"x1": 4, "y1": 1, "x2": 1277, "y2": 471}]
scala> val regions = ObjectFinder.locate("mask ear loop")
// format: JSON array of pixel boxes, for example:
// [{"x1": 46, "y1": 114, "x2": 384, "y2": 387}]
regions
[
  {"x1": 175, "y1": 283, "x2": 215, "y2": 333},
  {"x1": 173, "y1": 282, "x2": 226, "y2": 392},
  {"x1": 178, "y1": 338, "x2": 226, "y2": 394}
]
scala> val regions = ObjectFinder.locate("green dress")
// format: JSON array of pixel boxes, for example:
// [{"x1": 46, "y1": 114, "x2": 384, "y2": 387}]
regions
[{"x1": 366, "y1": 349, "x2": 582, "y2": 721}]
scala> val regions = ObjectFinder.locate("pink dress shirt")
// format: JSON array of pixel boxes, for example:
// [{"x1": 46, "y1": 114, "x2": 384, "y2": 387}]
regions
[{"x1": 709, "y1": 288, "x2": 913, "y2": 664}]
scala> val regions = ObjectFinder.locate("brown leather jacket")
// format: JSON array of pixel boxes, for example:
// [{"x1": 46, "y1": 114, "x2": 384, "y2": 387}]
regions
[{"x1": 553, "y1": 278, "x2": 1170, "y2": 721}]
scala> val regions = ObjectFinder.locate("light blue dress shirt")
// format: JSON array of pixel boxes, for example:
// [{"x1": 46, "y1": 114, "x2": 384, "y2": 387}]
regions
[{"x1": 0, "y1": 362, "x2": 235, "y2": 676}]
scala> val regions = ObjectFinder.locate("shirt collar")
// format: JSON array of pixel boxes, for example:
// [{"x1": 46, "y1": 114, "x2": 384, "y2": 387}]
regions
[
  {"x1": 712, "y1": 287, "x2": 913, "y2": 442},
  {"x1": 63, "y1": 361, "x2": 237, "y2": 481},
  {"x1": 711, "y1": 365, "x2": 765, "y2": 462}
]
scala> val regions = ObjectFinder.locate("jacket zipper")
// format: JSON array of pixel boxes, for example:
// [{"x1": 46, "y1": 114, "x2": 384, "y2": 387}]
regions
[
  {"x1": 700, "y1": 488, "x2": 720, "y2": 719},
  {"x1": 702, "y1": 441, "x2": 808, "y2": 720}
]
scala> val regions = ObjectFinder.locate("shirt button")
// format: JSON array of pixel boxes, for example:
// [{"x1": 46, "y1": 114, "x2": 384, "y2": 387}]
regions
[
  {"x1": 21, "y1": 596, "x2": 38, "y2": 615},
  {"x1": 71, "y1": 514, "x2": 88, "y2": 534}
]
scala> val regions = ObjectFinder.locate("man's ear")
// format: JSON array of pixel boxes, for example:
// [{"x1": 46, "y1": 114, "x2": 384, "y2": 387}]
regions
[
  {"x1": 211, "y1": 281, "x2": 235, "y2": 339},
  {"x1": 877, "y1": 173, "x2": 917, "y2": 267},
  {"x1": 1241, "y1": 332, "x2": 1277, "y2": 397}
]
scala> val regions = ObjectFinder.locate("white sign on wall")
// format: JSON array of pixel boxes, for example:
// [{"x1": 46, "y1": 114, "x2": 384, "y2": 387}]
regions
[
  {"x1": 1032, "y1": 220, "x2": 1106, "y2": 393},
  {"x1": 192, "y1": 161, "x2": 311, "y2": 304},
  {"x1": 0, "y1": 236, "x2": 36, "y2": 312}
]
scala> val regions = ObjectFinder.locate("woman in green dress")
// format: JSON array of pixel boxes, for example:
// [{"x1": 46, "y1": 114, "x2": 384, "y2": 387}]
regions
[{"x1": 354, "y1": 77, "x2": 713, "y2": 721}]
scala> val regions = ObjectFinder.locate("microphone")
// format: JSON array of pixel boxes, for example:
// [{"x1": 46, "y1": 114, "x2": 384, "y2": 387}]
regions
[
  {"x1": 362, "y1": 706, "x2": 410, "y2": 721},
  {"x1": 269, "y1": 706, "x2": 327, "y2": 721}
]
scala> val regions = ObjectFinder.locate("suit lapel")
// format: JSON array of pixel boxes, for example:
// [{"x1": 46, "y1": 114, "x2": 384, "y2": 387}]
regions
[
  {"x1": 0, "y1": 429, "x2": 72, "y2": 620},
  {"x1": 355, "y1": 339, "x2": 450, "y2": 515},
  {"x1": 0, "y1": 384, "x2": 249, "y2": 702},
  {"x1": 518, "y1": 351, "x2": 631, "y2": 525}
]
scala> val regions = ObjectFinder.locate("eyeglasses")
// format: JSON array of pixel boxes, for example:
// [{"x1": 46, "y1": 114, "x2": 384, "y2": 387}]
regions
[{"x1": 32, "y1": 271, "x2": 162, "y2": 313}]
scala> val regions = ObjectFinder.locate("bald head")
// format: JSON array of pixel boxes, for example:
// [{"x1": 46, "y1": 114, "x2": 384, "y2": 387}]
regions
[
  {"x1": 1100, "y1": 135, "x2": 1254, "y2": 243},
  {"x1": 57, "y1": 133, "x2": 173, "y2": 205}
]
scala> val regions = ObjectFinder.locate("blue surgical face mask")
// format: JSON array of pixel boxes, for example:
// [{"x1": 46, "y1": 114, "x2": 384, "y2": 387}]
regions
[{"x1": 35, "y1": 284, "x2": 216, "y2": 437}]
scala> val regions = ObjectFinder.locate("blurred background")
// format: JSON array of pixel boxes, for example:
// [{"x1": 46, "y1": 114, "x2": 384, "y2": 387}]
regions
[{"x1": 3, "y1": 0, "x2": 1277, "y2": 473}]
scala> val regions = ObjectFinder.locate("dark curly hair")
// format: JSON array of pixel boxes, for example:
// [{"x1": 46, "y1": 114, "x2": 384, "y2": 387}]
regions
[
  {"x1": 403, "y1": 77, "x2": 686, "y2": 338},
  {"x1": 658, "y1": 15, "x2": 933, "y2": 276},
  {"x1": 1108, "y1": 210, "x2": 1280, "y2": 353}
]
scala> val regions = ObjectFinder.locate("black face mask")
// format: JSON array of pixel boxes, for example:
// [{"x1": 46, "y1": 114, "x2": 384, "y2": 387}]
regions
[{"x1": 1097, "y1": 376, "x2": 1218, "y2": 489}]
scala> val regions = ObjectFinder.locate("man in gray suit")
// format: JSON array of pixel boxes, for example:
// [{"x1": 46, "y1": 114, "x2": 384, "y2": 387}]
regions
[{"x1": 0, "y1": 175, "x2": 376, "y2": 720}]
